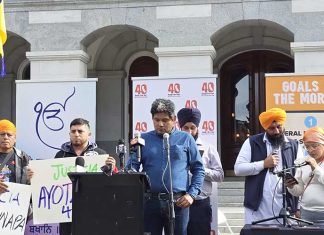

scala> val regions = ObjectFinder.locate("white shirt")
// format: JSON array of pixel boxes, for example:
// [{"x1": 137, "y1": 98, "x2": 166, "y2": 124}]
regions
[
  {"x1": 234, "y1": 134, "x2": 304, "y2": 224},
  {"x1": 288, "y1": 161, "x2": 324, "y2": 211},
  {"x1": 195, "y1": 138, "x2": 224, "y2": 200}
]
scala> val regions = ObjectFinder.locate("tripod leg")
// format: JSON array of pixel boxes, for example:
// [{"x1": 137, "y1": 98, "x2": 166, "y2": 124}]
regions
[
  {"x1": 252, "y1": 216, "x2": 281, "y2": 225},
  {"x1": 287, "y1": 215, "x2": 314, "y2": 225}
]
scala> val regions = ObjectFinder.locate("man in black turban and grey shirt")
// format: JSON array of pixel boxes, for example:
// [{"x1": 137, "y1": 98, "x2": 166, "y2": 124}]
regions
[{"x1": 177, "y1": 108, "x2": 224, "y2": 235}]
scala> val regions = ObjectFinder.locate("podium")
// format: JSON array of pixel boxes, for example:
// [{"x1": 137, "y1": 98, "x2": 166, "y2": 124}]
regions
[{"x1": 68, "y1": 172, "x2": 150, "y2": 235}]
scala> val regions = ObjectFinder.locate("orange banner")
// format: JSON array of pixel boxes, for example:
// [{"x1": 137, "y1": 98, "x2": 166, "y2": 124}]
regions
[{"x1": 266, "y1": 74, "x2": 324, "y2": 111}]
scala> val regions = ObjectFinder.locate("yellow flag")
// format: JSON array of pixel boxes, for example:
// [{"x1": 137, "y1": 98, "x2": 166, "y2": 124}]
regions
[{"x1": 0, "y1": 0, "x2": 7, "y2": 58}]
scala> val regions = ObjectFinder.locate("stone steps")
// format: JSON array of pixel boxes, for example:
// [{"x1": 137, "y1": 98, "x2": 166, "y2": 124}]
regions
[{"x1": 217, "y1": 177, "x2": 245, "y2": 235}]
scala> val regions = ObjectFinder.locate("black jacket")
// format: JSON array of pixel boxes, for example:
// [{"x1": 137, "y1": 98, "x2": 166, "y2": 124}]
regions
[
  {"x1": 55, "y1": 141, "x2": 106, "y2": 235},
  {"x1": 55, "y1": 142, "x2": 106, "y2": 158}
]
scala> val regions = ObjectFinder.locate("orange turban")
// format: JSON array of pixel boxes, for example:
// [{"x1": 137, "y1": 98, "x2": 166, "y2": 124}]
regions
[
  {"x1": 303, "y1": 127, "x2": 324, "y2": 144},
  {"x1": 0, "y1": 119, "x2": 16, "y2": 134},
  {"x1": 259, "y1": 108, "x2": 287, "y2": 130}
]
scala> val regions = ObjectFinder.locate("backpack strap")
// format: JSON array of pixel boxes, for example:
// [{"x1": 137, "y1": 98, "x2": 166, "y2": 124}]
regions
[
  {"x1": 13, "y1": 147, "x2": 30, "y2": 184},
  {"x1": 0, "y1": 151, "x2": 15, "y2": 171}
]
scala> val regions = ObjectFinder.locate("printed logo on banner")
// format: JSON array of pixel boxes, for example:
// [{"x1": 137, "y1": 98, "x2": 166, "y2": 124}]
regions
[
  {"x1": 167, "y1": 83, "x2": 181, "y2": 97},
  {"x1": 201, "y1": 82, "x2": 215, "y2": 96},
  {"x1": 184, "y1": 100, "x2": 198, "y2": 108},
  {"x1": 134, "y1": 121, "x2": 148, "y2": 132},
  {"x1": 201, "y1": 120, "x2": 215, "y2": 135},
  {"x1": 134, "y1": 84, "x2": 148, "y2": 98}
]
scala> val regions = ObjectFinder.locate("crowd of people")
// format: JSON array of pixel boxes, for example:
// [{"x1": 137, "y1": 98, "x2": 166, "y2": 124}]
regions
[{"x1": 1, "y1": 98, "x2": 324, "y2": 235}]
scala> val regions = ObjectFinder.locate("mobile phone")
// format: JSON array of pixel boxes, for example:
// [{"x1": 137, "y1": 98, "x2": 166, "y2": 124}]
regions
[{"x1": 285, "y1": 173, "x2": 298, "y2": 184}]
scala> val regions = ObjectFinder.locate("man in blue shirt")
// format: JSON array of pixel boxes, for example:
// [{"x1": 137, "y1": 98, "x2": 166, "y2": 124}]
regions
[{"x1": 126, "y1": 98, "x2": 205, "y2": 235}]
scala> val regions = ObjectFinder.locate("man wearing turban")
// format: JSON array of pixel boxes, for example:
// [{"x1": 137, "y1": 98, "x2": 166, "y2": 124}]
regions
[
  {"x1": 0, "y1": 119, "x2": 34, "y2": 220},
  {"x1": 234, "y1": 108, "x2": 303, "y2": 224},
  {"x1": 177, "y1": 108, "x2": 224, "y2": 235},
  {"x1": 0, "y1": 119, "x2": 33, "y2": 194},
  {"x1": 287, "y1": 127, "x2": 324, "y2": 225}
]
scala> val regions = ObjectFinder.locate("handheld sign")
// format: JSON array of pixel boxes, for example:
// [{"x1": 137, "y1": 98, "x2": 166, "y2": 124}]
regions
[
  {"x1": 29, "y1": 155, "x2": 107, "y2": 224},
  {"x1": 0, "y1": 182, "x2": 31, "y2": 235}
]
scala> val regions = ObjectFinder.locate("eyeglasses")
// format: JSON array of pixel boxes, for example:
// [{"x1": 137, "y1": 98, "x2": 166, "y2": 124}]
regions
[{"x1": 304, "y1": 143, "x2": 322, "y2": 151}]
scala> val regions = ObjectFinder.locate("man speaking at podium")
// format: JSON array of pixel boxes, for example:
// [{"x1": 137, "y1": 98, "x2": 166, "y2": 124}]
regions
[
  {"x1": 55, "y1": 118, "x2": 117, "y2": 235},
  {"x1": 234, "y1": 108, "x2": 302, "y2": 224},
  {"x1": 126, "y1": 99, "x2": 205, "y2": 235}
]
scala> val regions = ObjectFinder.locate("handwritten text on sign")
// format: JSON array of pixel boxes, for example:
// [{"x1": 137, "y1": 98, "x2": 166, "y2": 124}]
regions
[
  {"x1": 0, "y1": 183, "x2": 31, "y2": 235},
  {"x1": 266, "y1": 75, "x2": 324, "y2": 110},
  {"x1": 29, "y1": 155, "x2": 107, "y2": 224}
]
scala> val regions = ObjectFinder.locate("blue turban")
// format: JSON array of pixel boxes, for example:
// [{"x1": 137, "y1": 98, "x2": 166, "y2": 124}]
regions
[{"x1": 177, "y1": 108, "x2": 201, "y2": 128}]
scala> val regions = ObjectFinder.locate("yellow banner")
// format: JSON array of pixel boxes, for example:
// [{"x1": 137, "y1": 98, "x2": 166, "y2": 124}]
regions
[
  {"x1": 266, "y1": 75, "x2": 324, "y2": 111},
  {"x1": 0, "y1": 0, "x2": 7, "y2": 58}
]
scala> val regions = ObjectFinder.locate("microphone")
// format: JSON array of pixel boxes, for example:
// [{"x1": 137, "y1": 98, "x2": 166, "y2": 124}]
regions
[
  {"x1": 269, "y1": 148, "x2": 279, "y2": 174},
  {"x1": 163, "y1": 133, "x2": 170, "y2": 150},
  {"x1": 134, "y1": 132, "x2": 145, "y2": 162},
  {"x1": 294, "y1": 158, "x2": 309, "y2": 168},
  {"x1": 101, "y1": 164, "x2": 112, "y2": 176},
  {"x1": 74, "y1": 157, "x2": 85, "y2": 193},
  {"x1": 116, "y1": 139, "x2": 126, "y2": 170},
  {"x1": 75, "y1": 157, "x2": 86, "y2": 172}
]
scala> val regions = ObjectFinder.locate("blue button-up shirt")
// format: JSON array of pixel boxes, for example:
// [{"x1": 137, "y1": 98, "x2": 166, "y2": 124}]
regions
[{"x1": 126, "y1": 128, "x2": 205, "y2": 197}]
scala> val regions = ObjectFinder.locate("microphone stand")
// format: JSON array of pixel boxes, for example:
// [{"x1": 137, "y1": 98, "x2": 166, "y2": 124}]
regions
[
  {"x1": 165, "y1": 138, "x2": 175, "y2": 235},
  {"x1": 119, "y1": 153, "x2": 125, "y2": 172},
  {"x1": 252, "y1": 166, "x2": 313, "y2": 226}
]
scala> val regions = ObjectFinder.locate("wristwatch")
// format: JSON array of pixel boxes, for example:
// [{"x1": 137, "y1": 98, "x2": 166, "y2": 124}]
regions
[{"x1": 188, "y1": 193, "x2": 196, "y2": 200}]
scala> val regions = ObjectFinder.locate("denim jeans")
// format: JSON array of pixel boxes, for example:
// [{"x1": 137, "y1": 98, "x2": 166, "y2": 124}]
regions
[{"x1": 144, "y1": 198, "x2": 189, "y2": 235}]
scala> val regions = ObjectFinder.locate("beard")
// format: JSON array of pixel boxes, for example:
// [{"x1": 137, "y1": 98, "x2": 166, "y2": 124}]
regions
[
  {"x1": 266, "y1": 132, "x2": 285, "y2": 148},
  {"x1": 192, "y1": 130, "x2": 199, "y2": 141}
]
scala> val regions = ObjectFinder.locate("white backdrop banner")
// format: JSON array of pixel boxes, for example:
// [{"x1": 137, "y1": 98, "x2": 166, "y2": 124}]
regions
[
  {"x1": 132, "y1": 75, "x2": 219, "y2": 233},
  {"x1": 0, "y1": 183, "x2": 31, "y2": 235},
  {"x1": 132, "y1": 76, "x2": 217, "y2": 146},
  {"x1": 15, "y1": 79, "x2": 97, "y2": 160},
  {"x1": 29, "y1": 155, "x2": 107, "y2": 224}
]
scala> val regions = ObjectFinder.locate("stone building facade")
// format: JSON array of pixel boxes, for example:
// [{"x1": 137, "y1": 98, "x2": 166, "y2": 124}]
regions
[{"x1": 2, "y1": 0, "x2": 324, "y2": 171}]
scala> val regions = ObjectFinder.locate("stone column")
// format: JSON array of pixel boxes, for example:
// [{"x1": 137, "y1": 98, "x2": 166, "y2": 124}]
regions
[
  {"x1": 154, "y1": 46, "x2": 216, "y2": 76},
  {"x1": 26, "y1": 50, "x2": 90, "y2": 80},
  {"x1": 95, "y1": 70, "x2": 126, "y2": 153},
  {"x1": 291, "y1": 41, "x2": 324, "y2": 73}
]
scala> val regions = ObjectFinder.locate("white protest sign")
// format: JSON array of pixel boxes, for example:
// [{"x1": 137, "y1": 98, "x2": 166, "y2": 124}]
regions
[
  {"x1": 29, "y1": 155, "x2": 107, "y2": 224},
  {"x1": 0, "y1": 182, "x2": 31, "y2": 235}
]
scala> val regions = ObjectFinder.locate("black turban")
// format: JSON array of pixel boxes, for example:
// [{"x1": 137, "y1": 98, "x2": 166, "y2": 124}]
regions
[{"x1": 177, "y1": 108, "x2": 201, "y2": 128}]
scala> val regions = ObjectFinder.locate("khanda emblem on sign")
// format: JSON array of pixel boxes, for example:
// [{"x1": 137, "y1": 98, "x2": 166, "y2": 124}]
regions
[{"x1": 34, "y1": 87, "x2": 76, "y2": 150}]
